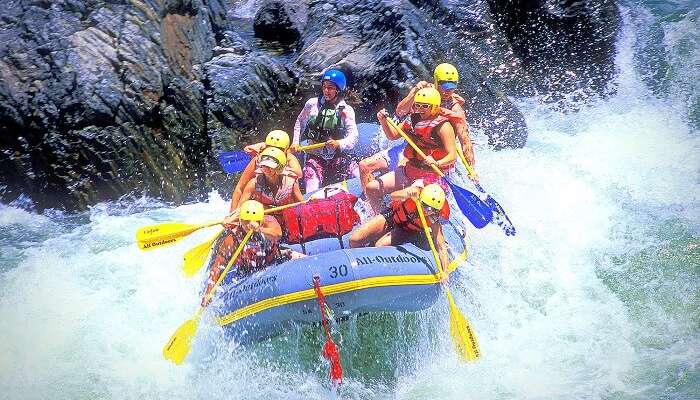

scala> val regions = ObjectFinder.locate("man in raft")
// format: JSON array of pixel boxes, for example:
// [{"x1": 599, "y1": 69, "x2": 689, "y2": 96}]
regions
[
  {"x1": 365, "y1": 87, "x2": 457, "y2": 214},
  {"x1": 230, "y1": 130, "x2": 302, "y2": 211},
  {"x1": 237, "y1": 146, "x2": 304, "y2": 213},
  {"x1": 349, "y1": 183, "x2": 450, "y2": 268},
  {"x1": 358, "y1": 63, "x2": 477, "y2": 198},
  {"x1": 203, "y1": 200, "x2": 284, "y2": 302}
]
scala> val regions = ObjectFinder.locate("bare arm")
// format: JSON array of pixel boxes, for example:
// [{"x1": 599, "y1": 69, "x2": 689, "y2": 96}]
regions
[
  {"x1": 287, "y1": 153, "x2": 303, "y2": 177},
  {"x1": 377, "y1": 109, "x2": 401, "y2": 140},
  {"x1": 291, "y1": 182, "x2": 304, "y2": 203},
  {"x1": 436, "y1": 122, "x2": 457, "y2": 169},
  {"x1": 396, "y1": 81, "x2": 430, "y2": 117},
  {"x1": 230, "y1": 159, "x2": 257, "y2": 211},
  {"x1": 243, "y1": 142, "x2": 266, "y2": 156},
  {"x1": 389, "y1": 185, "x2": 420, "y2": 202},
  {"x1": 432, "y1": 223, "x2": 449, "y2": 270},
  {"x1": 451, "y1": 103, "x2": 476, "y2": 166},
  {"x1": 239, "y1": 178, "x2": 257, "y2": 205},
  {"x1": 259, "y1": 215, "x2": 282, "y2": 240}
]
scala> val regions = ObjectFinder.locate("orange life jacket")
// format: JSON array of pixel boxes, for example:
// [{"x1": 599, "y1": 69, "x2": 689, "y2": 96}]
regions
[
  {"x1": 202, "y1": 228, "x2": 279, "y2": 305},
  {"x1": 253, "y1": 171, "x2": 297, "y2": 208},
  {"x1": 390, "y1": 198, "x2": 450, "y2": 233},
  {"x1": 280, "y1": 192, "x2": 360, "y2": 244}
]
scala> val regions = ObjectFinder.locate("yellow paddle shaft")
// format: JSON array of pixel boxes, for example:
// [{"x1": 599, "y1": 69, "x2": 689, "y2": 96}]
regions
[
  {"x1": 385, "y1": 117, "x2": 445, "y2": 178},
  {"x1": 297, "y1": 142, "x2": 327, "y2": 152},
  {"x1": 264, "y1": 199, "x2": 309, "y2": 214},
  {"x1": 455, "y1": 145, "x2": 477, "y2": 180},
  {"x1": 196, "y1": 230, "x2": 254, "y2": 314},
  {"x1": 415, "y1": 200, "x2": 446, "y2": 280}
]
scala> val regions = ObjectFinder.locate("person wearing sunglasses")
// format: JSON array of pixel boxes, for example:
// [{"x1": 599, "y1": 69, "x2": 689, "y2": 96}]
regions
[
  {"x1": 358, "y1": 63, "x2": 476, "y2": 207},
  {"x1": 432, "y1": 63, "x2": 476, "y2": 170},
  {"x1": 349, "y1": 183, "x2": 450, "y2": 268},
  {"x1": 230, "y1": 130, "x2": 303, "y2": 211},
  {"x1": 365, "y1": 87, "x2": 457, "y2": 214},
  {"x1": 235, "y1": 147, "x2": 303, "y2": 219},
  {"x1": 396, "y1": 63, "x2": 476, "y2": 170},
  {"x1": 203, "y1": 200, "x2": 285, "y2": 300},
  {"x1": 292, "y1": 68, "x2": 360, "y2": 193}
]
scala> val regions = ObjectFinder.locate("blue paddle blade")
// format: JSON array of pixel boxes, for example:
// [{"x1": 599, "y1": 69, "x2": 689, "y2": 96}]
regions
[
  {"x1": 475, "y1": 183, "x2": 516, "y2": 236},
  {"x1": 386, "y1": 142, "x2": 407, "y2": 171},
  {"x1": 446, "y1": 179, "x2": 493, "y2": 229},
  {"x1": 219, "y1": 151, "x2": 252, "y2": 174}
]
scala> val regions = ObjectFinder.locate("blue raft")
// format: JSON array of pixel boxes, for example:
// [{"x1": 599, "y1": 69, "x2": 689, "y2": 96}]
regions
[
  {"x1": 208, "y1": 149, "x2": 467, "y2": 343},
  {"x1": 210, "y1": 239, "x2": 466, "y2": 344}
]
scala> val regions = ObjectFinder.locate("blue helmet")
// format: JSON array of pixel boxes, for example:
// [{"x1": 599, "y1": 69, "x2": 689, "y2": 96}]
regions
[{"x1": 321, "y1": 69, "x2": 347, "y2": 92}]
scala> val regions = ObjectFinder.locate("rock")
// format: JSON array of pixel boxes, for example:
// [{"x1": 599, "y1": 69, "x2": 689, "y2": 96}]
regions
[
  {"x1": 287, "y1": 0, "x2": 531, "y2": 149},
  {"x1": 253, "y1": 1, "x2": 307, "y2": 45},
  {"x1": 0, "y1": 0, "x2": 226, "y2": 209},
  {"x1": 0, "y1": 0, "x2": 621, "y2": 210},
  {"x1": 487, "y1": 0, "x2": 621, "y2": 102}
]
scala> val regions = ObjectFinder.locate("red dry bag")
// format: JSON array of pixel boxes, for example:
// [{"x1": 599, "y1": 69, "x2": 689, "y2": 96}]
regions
[{"x1": 281, "y1": 192, "x2": 360, "y2": 244}]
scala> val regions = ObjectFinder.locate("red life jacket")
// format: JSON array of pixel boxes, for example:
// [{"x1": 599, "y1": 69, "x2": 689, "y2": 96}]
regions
[
  {"x1": 280, "y1": 192, "x2": 360, "y2": 244},
  {"x1": 400, "y1": 109, "x2": 461, "y2": 170},
  {"x1": 390, "y1": 198, "x2": 450, "y2": 233}
]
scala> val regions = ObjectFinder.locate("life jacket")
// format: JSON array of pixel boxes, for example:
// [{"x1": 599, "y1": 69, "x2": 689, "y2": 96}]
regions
[
  {"x1": 302, "y1": 97, "x2": 347, "y2": 143},
  {"x1": 253, "y1": 171, "x2": 297, "y2": 207},
  {"x1": 390, "y1": 198, "x2": 450, "y2": 233},
  {"x1": 202, "y1": 228, "x2": 279, "y2": 305},
  {"x1": 280, "y1": 192, "x2": 360, "y2": 244},
  {"x1": 400, "y1": 109, "x2": 461, "y2": 170}
]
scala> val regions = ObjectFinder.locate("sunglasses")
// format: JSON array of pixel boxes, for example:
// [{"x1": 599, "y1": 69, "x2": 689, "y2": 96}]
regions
[{"x1": 413, "y1": 102, "x2": 432, "y2": 110}]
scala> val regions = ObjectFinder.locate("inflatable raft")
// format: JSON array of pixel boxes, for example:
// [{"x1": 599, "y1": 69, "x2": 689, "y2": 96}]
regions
[
  {"x1": 210, "y1": 238, "x2": 466, "y2": 344},
  {"x1": 206, "y1": 146, "x2": 468, "y2": 343}
]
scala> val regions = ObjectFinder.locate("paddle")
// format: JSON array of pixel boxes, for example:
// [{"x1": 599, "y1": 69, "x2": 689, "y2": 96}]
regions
[
  {"x1": 163, "y1": 230, "x2": 254, "y2": 365},
  {"x1": 177, "y1": 199, "x2": 310, "y2": 276},
  {"x1": 182, "y1": 228, "x2": 224, "y2": 278},
  {"x1": 456, "y1": 146, "x2": 516, "y2": 236},
  {"x1": 415, "y1": 200, "x2": 480, "y2": 361},
  {"x1": 219, "y1": 143, "x2": 328, "y2": 174},
  {"x1": 384, "y1": 118, "x2": 493, "y2": 229},
  {"x1": 136, "y1": 221, "x2": 221, "y2": 251}
]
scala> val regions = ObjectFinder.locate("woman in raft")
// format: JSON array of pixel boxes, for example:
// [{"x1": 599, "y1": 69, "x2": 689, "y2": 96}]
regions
[
  {"x1": 237, "y1": 146, "x2": 304, "y2": 212},
  {"x1": 203, "y1": 199, "x2": 284, "y2": 303},
  {"x1": 230, "y1": 130, "x2": 302, "y2": 211},
  {"x1": 358, "y1": 63, "x2": 477, "y2": 197},
  {"x1": 292, "y1": 68, "x2": 359, "y2": 192}
]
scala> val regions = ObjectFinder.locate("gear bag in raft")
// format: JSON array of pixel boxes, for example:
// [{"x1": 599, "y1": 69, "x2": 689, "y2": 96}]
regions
[{"x1": 281, "y1": 192, "x2": 360, "y2": 244}]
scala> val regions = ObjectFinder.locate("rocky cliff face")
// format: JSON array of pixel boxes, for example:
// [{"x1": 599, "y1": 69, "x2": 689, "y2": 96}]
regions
[{"x1": 0, "y1": 0, "x2": 620, "y2": 210}]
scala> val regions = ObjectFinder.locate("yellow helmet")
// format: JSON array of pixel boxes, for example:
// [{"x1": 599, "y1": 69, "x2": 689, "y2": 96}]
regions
[
  {"x1": 265, "y1": 129, "x2": 290, "y2": 150},
  {"x1": 433, "y1": 63, "x2": 459, "y2": 89},
  {"x1": 419, "y1": 183, "x2": 446, "y2": 211},
  {"x1": 258, "y1": 146, "x2": 286, "y2": 171},
  {"x1": 413, "y1": 87, "x2": 441, "y2": 108},
  {"x1": 239, "y1": 200, "x2": 265, "y2": 222}
]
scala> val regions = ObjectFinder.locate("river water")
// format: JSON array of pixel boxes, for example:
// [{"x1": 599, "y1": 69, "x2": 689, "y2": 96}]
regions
[{"x1": 0, "y1": 2, "x2": 698, "y2": 399}]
